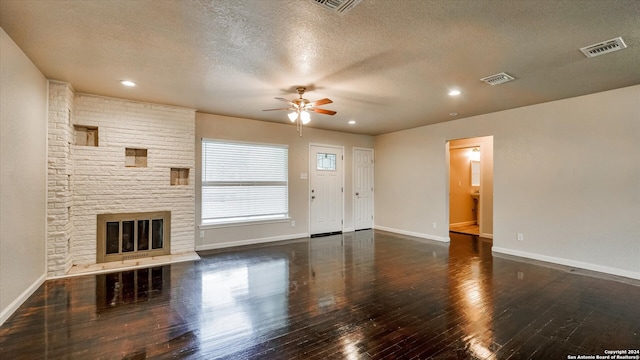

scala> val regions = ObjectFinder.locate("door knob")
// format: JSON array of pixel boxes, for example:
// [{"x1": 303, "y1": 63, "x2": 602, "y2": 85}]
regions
[
  {"x1": 311, "y1": 195, "x2": 315, "y2": 199},
  {"x1": 355, "y1": 192, "x2": 359, "y2": 196}
]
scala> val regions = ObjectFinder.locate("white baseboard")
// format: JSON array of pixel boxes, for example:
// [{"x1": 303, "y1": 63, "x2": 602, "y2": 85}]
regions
[
  {"x1": 196, "y1": 233, "x2": 309, "y2": 251},
  {"x1": 343, "y1": 227, "x2": 355, "y2": 233},
  {"x1": 480, "y1": 232, "x2": 494, "y2": 239},
  {"x1": 0, "y1": 273, "x2": 46, "y2": 326},
  {"x1": 374, "y1": 225, "x2": 450, "y2": 243},
  {"x1": 492, "y1": 247, "x2": 640, "y2": 281}
]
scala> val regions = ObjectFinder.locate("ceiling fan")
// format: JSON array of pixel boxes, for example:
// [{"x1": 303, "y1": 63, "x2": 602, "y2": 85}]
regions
[{"x1": 263, "y1": 87, "x2": 336, "y2": 135}]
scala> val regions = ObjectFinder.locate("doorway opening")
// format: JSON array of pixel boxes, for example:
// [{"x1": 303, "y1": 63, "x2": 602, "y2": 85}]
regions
[{"x1": 447, "y1": 136, "x2": 493, "y2": 239}]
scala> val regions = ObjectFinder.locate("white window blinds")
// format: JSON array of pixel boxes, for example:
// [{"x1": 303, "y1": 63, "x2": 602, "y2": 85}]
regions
[{"x1": 202, "y1": 140, "x2": 289, "y2": 225}]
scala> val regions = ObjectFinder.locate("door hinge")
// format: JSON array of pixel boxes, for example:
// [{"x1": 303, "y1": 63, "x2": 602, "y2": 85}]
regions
[
  {"x1": 341, "y1": 220, "x2": 344, "y2": 224},
  {"x1": 342, "y1": 155, "x2": 344, "y2": 160},
  {"x1": 342, "y1": 187, "x2": 343, "y2": 192}
]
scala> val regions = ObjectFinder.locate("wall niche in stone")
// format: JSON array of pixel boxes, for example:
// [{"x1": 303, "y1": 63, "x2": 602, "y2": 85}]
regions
[
  {"x1": 125, "y1": 148, "x2": 147, "y2": 167},
  {"x1": 170, "y1": 168, "x2": 189, "y2": 185},
  {"x1": 74, "y1": 125, "x2": 98, "y2": 146}
]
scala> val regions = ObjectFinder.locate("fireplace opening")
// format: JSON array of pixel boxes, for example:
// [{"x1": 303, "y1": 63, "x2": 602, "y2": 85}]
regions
[{"x1": 97, "y1": 211, "x2": 170, "y2": 263}]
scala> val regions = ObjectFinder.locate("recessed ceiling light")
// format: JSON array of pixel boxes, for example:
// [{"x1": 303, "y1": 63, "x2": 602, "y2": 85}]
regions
[
  {"x1": 448, "y1": 89, "x2": 461, "y2": 96},
  {"x1": 449, "y1": 112, "x2": 458, "y2": 117},
  {"x1": 348, "y1": 120, "x2": 356, "y2": 125},
  {"x1": 120, "y1": 80, "x2": 137, "y2": 87}
]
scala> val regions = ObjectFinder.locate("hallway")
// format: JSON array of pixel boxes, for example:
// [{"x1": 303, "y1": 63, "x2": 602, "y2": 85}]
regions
[{"x1": 1, "y1": 230, "x2": 638, "y2": 358}]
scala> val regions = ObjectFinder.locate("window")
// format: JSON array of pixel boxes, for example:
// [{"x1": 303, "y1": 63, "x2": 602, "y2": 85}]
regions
[
  {"x1": 202, "y1": 139, "x2": 288, "y2": 225},
  {"x1": 316, "y1": 153, "x2": 337, "y2": 171}
]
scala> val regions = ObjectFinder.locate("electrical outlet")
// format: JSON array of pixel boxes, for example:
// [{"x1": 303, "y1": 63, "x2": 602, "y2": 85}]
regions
[
  {"x1": 199, "y1": 231, "x2": 204, "y2": 238},
  {"x1": 432, "y1": 222, "x2": 437, "y2": 229},
  {"x1": 291, "y1": 220, "x2": 296, "y2": 227},
  {"x1": 517, "y1": 233, "x2": 524, "y2": 241}
]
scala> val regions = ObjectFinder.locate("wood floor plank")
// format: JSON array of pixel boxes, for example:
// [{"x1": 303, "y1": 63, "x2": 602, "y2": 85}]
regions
[{"x1": 1, "y1": 230, "x2": 639, "y2": 359}]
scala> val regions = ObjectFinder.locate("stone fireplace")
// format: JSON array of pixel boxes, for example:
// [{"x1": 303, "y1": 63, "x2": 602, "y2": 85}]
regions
[{"x1": 46, "y1": 82, "x2": 196, "y2": 276}]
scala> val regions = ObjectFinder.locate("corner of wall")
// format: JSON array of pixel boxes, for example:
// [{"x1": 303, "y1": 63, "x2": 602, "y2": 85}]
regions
[{"x1": 46, "y1": 81, "x2": 76, "y2": 277}]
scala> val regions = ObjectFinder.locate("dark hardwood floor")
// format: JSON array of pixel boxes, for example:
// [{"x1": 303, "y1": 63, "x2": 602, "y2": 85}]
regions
[{"x1": 1, "y1": 230, "x2": 639, "y2": 359}]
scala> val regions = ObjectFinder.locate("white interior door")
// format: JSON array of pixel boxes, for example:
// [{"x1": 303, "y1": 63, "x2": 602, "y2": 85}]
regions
[
  {"x1": 353, "y1": 148, "x2": 374, "y2": 230},
  {"x1": 310, "y1": 145, "x2": 343, "y2": 235}
]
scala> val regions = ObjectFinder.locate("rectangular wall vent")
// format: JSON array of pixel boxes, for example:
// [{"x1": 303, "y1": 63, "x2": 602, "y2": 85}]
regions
[
  {"x1": 580, "y1": 37, "x2": 627, "y2": 58},
  {"x1": 479, "y1": 72, "x2": 515, "y2": 86},
  {"x1": 310, "y1": 0, "x2": 363, "y2": 14}
]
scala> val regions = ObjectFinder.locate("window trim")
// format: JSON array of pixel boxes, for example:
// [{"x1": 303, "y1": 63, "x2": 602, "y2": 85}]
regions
[{"x1": 199, "y1": 217, "x2": 291, "y2": 230}]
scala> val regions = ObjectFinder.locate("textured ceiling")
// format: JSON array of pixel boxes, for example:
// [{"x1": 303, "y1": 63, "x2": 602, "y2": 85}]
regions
[{"x1": 1, "y1": 0, "x2": 639, "y2": 135}]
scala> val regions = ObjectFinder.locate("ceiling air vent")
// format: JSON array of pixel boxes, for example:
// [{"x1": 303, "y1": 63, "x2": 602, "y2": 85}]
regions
[
  {"x1": 479, "y1": 72, "x2": 515, "y2": 86},
  {"x1": 580, "y1": 37, "x2": 627, "y2": 58},
  {"x1": 310, "y1": 0, "x2": 363, "y2": 14}
]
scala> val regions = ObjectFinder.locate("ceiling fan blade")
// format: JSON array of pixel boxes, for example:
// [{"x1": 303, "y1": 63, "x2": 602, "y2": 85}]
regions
[
  {"x1": 310, "y1": 108, "x2": 337, "y2": 116},
  {"x1": 274, "y1": 97, "x2": 293, "y2": 103},
  {"x1": 262, "y1": 107, "x2": 293, "y2": 111},
  {"x1": 310, "y1": 98, "x2": 333, "y2": 106}
]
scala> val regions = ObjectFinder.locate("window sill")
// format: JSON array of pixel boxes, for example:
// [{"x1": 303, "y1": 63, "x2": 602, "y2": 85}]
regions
[{"x1": 199, "y1": 218, "x2": 291, "y2": 230}]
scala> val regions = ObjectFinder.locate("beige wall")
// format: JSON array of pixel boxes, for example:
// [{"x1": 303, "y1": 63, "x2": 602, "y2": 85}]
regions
[
  {"x1": 0, "y1": 28, "x2": 48, "y2": 324},
  {"x1": 375, "y1": 85, "x2": 640, "y2": 279},
  {"x1": 195, "y1": 112, "x2": 374, "y2": 249}
]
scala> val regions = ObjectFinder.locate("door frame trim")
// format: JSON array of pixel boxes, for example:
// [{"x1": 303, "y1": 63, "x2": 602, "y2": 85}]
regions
[
  {"x1": 352, "y1": 147, "x2": 374, "y2": 231},
  {"x1": 308, "y1": 143, "x2": 345, "y2": 236}
]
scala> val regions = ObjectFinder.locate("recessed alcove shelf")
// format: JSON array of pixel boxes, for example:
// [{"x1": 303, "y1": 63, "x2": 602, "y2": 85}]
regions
[
  {"x1": 125, "y1": 148, "x2": 147, "y2": 167},
  {"x1": 74, "y1": 125, "x2": 98, "y2": 146},
  {"x1": 170, "y1": 168, "x2": 189, "y2": 185}
]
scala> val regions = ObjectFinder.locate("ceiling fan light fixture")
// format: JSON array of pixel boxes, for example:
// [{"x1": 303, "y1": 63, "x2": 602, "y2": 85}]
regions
[
  {"x1": 263, "y1": 86, "x2": 335, "y2": 136},
  {"x1": 300, "y1": 111, "x2": 311, "y2": 124}
]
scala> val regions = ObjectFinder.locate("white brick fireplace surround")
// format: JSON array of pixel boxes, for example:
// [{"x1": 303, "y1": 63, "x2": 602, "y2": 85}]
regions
[{"x1": 47, "y1": 81, "x2": 196, "y2": 277}]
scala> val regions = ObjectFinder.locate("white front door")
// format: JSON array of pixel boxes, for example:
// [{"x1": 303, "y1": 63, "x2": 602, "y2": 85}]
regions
[
  {"x1": 310, "y1": 145, "x2": 343, "y2": 235},
  {"x1": 353, "y1": 148, "x2": 374, "y2": 230}
]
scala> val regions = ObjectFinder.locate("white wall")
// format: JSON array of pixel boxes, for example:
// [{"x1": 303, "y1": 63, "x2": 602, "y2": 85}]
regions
[
  {"x1": 70, "y1": 93, "x2": 196, "y2": 265},
  {"x1": 375, "y1": 85, "x2": 640, "y2": 279},
  {"x1": 196, "y1": 113, "x2": 374, "y2": 250},
  {"x1": 0, "y1": 28, "x2": 48, "y2": 324}
]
